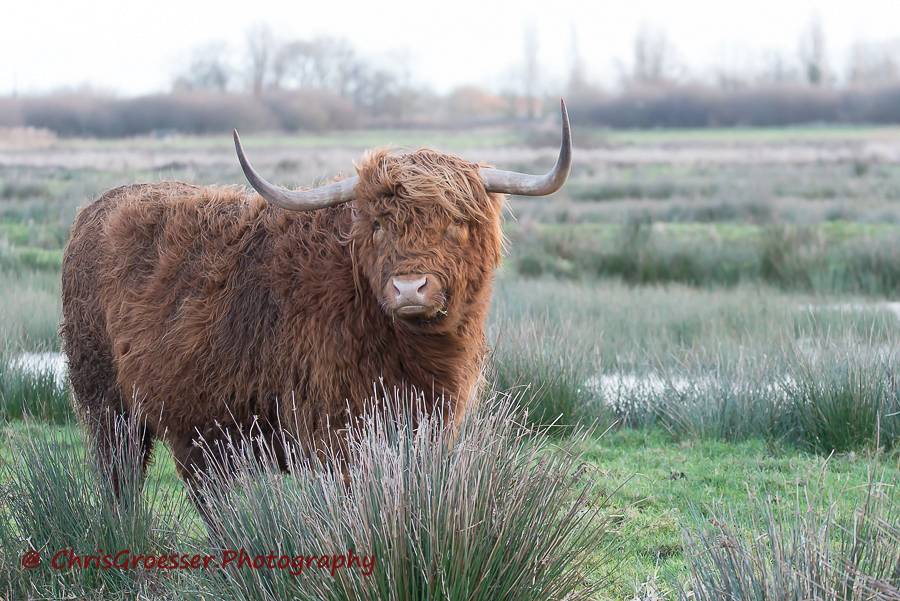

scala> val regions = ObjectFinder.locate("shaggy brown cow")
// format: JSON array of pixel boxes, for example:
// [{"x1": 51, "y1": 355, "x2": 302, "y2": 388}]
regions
[{"x1": 61, "y1": 100, "x2": 571, "y2": 514}]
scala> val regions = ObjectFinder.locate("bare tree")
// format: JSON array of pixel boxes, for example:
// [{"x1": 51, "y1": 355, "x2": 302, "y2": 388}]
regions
[
  {"x1": 758, "y1": 50, "x2": 799, "y2": 85},
  {"x1": 271, "y1": 40, "x2": 318, "y2": 90},
  {"x1": 628, "y1": 25, "x2": 679, "y2": 87},
  {"x1": 285, "y1": 36, "x2": 359, "y2": 96},
  {"x1": 383, "y1": 49, "x2": 418, "y2": 121},
  {"x1": 798, "y1": 15, "x2": 828, "y2": 86},
  {"x1": 168, "y1": 28, "x2": 424, "y2": 121},
  {"x1": 712, "y1": 48, "x2": 754, "y2": 90},
  {"x1": 566, "y1": 24, "x2": 590, "y2": 97},
  {"x1": 172, "y1": 42, "x2": 232, "y2": 92},
  {"x1": 847, "y1": 39, "x2": 900, "y2": 84},
  {"x1": 522, "y1": 25, "x2": 539, "y2": 119},
  {"x1": 246, "y1": 24, "x2": 275, "y2": 96}
]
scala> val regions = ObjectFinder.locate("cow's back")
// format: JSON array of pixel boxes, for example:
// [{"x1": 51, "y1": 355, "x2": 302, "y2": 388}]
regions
[
  {"x1": 61, "y1": 184, "x2": 152, "y2": 425},
  {"x1": 61, "y1": 182, "x2": 280, "y2": 436}
]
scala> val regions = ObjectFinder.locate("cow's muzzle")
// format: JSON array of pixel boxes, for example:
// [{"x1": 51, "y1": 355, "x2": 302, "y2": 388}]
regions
[{"x1": 384, "y1": 274, "x2": 444, "y2": 319}]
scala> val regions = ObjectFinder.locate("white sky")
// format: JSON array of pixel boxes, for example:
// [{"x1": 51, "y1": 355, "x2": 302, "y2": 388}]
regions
[{"x1": 3, "y1": 0, "x2": 900, "y2": 95}]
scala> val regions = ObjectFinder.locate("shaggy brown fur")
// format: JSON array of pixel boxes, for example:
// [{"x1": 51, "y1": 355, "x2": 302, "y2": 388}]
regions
[{"x1": 61, "y1": 148, "x2": 504, "y2": 513}]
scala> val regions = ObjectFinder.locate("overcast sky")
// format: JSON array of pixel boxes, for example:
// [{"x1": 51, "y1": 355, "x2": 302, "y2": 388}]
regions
[{"x1": 3, "y1": 0, "x2": 900, "y2": 95}]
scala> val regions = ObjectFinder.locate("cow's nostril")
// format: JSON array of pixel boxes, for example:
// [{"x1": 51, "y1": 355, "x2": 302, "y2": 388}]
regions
[{"x1": 391, "y1": 275, "x2": 431, "y2": 304}]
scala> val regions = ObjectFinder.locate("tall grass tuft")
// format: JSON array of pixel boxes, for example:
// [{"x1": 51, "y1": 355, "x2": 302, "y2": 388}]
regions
[
  {"x1": 680, "y1": 474, "x2": 900, "y2": 600},
  {"x1": 620, "y1": 358, "x2": 788, "y2": 442},
  {"x1": 0, "y1": 346, "x2": 72, "y2": 423},
  {"x1": 179, "y1": 390, "x2": 614, "y2": 601},
  {"x1": 489, "y1": 315, "x2": 605, "y2": 431},
  {"x1": 0, "y1": 415, "x2": 190, "y2": 599},
  {"x1": 785, "y1": 346, "x2": 900, "y2": 453},
  {"x1": 622, "y1": 349, "x2": 900, "y2": 452}
]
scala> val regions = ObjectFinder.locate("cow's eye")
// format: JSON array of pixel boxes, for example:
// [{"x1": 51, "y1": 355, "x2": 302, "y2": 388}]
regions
[
  {"x1": 372, "y1": 219, "x2": 384, "y2": 242},
  {"x1": 446, "y1": 221, "x2": 469, "y2": 243}
]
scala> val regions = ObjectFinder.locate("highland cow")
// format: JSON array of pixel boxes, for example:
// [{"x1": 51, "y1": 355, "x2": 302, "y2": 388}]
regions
[{"x1": 60, "y1": 100, "x2": 571, "y2": 516}]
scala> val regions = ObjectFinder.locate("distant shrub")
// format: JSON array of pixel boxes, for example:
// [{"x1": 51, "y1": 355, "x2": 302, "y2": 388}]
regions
[
  {"x1": 843, "y1": 83, "x2": 900, "y2": 123},
  {"x1": 0, "y1": 98, "x2": 23, "y2": 127},
  {"x1": 569, "y1": 83, "x2": 900, "y2": 128},
  {"x1": 263, "y1": 90, "x2": 358, "y2": 131},
  {"x1": 117, "y1": 92, "x2": 276, "y2": 134},
  {"x1": 516, "y1": 253, "x2": 544, "y2": 277},
  {"x1": 0, "y1": 180, "x2": 50, "y2": 200},
  {"x1": 443, "y1": 85, "x2": 510, "y2": 123},
  {"x1": 14, "y1": 91, "x2": 361, "y2": 137},
  {"x1": 11, "y1": 80, "x2": 900, "y2": 137},
  {"x1": 21, "y1": 94, "x2": 122, "y2": 137}
]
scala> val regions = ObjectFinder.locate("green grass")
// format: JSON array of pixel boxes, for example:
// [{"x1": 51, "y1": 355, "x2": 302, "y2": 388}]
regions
[
  {"x1": 50, "y1": 128, "x2": 529, "y2": 151},
  {"x1": 37, "y1": 124, "x2": 900, "y2": 151},
  {"x1": 681, "y1": 474, "x2": 899, "y2": 600},
  {"x1": 1, "y1": 395, "x2": 613, "y2": 601},
  {"x1": 598, "y1": 124, "x2": 900, "y2": 144},
  {"x1": 506, "y1": 221, "x2": 900, "y2": 295},
  {"x1": 580, "y1": 429, "x2": 900, "y2": 599},
  {"x1": 0, "y1": 421, "x2": 186, "y2": 504},
  {"x1": 3, "y1": 131, "x2": 900, "y2": 599},
  {"x1": 0, "y1": 359, "x2": 70, "y2": 423},
  {"x1": 3, "y1": 420, "x2": 897, "y2": 600},
  {"x1": 0, "y1": 418, "x2": 192, "y2": 599}
]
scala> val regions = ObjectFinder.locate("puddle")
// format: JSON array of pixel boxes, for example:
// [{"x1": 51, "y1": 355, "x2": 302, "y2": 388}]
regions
[
  {"x1": 803, "y1": 302, "x2": 900, "y2": 320},
  {"x1": 8, "y1": 352, "x2": 67, "y2": 385},
  {"x1": 585, "y1": 373, "x2": 713, "y2": 414},
  {"x1": 587, "y1": 373, "x2": 698, "y2": 399},
  {"x1": 586, "y1": 372, "x2": 796, "y2": 416}
]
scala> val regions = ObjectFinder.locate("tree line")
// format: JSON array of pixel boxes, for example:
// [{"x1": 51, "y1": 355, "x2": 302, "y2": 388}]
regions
[{"x1": 4, "y1": 18, "x2": 900, "y2": 136}]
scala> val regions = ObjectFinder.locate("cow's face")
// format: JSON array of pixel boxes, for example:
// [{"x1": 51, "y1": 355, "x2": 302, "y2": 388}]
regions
[
  {"x1": 350, "y1": 149, "x2": 503, "y2": 328},
  {"x1": 233, "y1": 101, "x2": 569, "y2": 329}
]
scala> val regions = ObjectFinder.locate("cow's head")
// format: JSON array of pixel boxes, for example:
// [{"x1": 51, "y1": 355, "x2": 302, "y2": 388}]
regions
[{"x1": 234, "y1": 100, "x2": 571, "y2": 329}]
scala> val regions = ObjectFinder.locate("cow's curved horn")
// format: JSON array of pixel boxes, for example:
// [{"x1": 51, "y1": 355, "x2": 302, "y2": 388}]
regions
[
  {"x1": 479, "y1": 98, "x2": 572, "y2": 196},
  {"x1": 233, "y1": 130, "x2": 357, "y2": 211}
]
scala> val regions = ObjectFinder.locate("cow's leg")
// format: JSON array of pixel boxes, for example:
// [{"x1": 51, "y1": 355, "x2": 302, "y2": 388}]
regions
[
  {"x1": 170, "y1": 420, "x2": 293, "y2": 538},
  {"x1": 170, "y1": 434, "x2": 237, "y2": 540},
  {"x1": 64, "y1": 323, "x2": 155, "y2": 499},
  {"x1": 85, "y1": 409, "x2": 156, "y2": 500}
]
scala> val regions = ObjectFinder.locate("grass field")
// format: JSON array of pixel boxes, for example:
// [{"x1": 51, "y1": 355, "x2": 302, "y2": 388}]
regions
[
  {"x1": 15, "y1": 123, "x2": 900, "y2": 150},
  {"x1": 1, "y1": 127, "x2": 899, "y2": 600},
  {"x1": 3, "y1": 419, "x2": 894, "y2": 599}
]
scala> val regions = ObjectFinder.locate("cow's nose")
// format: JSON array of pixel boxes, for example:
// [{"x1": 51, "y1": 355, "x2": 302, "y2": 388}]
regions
[
  {"x1": 392, "y1": 275, "x2": 428, "y2": 303},
  {"x1": 386, "y1": 274, "x2": 441, "y2": 318}
]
